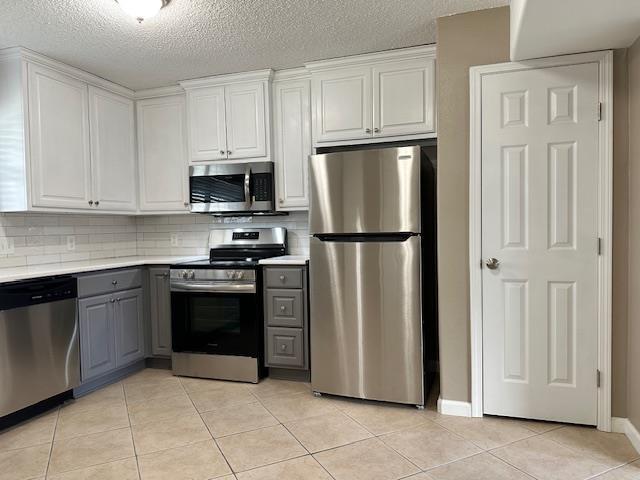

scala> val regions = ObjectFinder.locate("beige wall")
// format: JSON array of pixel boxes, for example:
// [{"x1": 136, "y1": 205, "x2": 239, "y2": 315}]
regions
[
  {"x1": 627, "y1": 37, "x2": 640, "y2": 429},
  {"x1": 612, "y1": 49, "x2": 629, "y2": 417},
  {"x1": 436, "y1": 7, "x2": 510, "y2": 403},
  {"x1": 436, "y1": 7, "x2": 631, "y2": 418}
]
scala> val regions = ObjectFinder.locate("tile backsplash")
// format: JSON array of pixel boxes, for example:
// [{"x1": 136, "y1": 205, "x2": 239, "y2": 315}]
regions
[{"x1": 0, "y1": 212, "x2": 309, "y2": 269}]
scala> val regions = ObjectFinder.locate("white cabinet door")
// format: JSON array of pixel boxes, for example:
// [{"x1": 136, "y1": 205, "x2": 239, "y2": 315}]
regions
[
  {"x1": 186, "y1": 86, "x2": 228, "y2": 162},
  {"x1": 373, "y1": 58, "x2": 435, "y2": 137},
  {"x1": 89, "y1": 86, "x2": 137, "y2": 212},
  {"x1": 225, "y1": 82, "x2": 267, "y2": 159},
  {"x1": 28, "y1": 63, "x2": 93, "y2": 209},
  {"x1": 273, "y1": 78, "x2": 311, "y2": 210},
  {"x1": 312, "y1": 67, "x2": 372, "y2": 143},
  {"x1": 137, "y1": 95, "x2": 190, "y2": 212}
]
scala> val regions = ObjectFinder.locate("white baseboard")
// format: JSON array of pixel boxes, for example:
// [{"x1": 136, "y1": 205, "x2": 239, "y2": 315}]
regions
[
  {"x1": 437, "y1": 397, "x2": 472, "y2": 417},
  {"x1": 612, "y1": 417, "x2": 640, "y2": 454}
]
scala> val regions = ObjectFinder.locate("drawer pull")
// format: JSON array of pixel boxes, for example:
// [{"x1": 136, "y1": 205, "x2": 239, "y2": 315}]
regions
[
  {"x1": 112, "y1": 280, "x2": 118, "y2": 285},
  {"x1": 280, "y1": 305, "x2": 286, "y2": 312},
  {"x1": 279, "y1": 275, "x2": 285, "y2": 281},
  {"x1": 281, "y1": 344, "x2": 287, "y2": 351}
]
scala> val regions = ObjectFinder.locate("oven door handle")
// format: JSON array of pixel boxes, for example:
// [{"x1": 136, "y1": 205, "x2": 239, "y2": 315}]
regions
[{"x1": 170, "y1": 281, "x2": 256, "y2": 294}]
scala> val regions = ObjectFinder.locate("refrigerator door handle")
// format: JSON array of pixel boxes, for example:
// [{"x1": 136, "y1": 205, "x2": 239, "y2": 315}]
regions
[{"x1": 312, "y1": 233, "x2": 418, "y2": 243}]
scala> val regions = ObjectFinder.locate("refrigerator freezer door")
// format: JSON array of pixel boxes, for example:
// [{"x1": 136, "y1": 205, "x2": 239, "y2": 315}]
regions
[
  {"x1": 309, "y1": 146, "x2": 421, "y2": 234},
  {"x1": 310, "y1": 235, "x2": 423, "y2": 405}
]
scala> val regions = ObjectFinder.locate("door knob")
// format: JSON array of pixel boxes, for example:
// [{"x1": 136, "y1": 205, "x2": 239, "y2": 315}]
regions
[{"x1": 485, "y1": 258, "x2": 500, "y2": 270}]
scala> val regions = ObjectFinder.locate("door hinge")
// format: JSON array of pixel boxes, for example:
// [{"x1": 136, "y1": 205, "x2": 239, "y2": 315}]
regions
[
  {"x1": 598, "y1": 102, "x2": 602, "y2": 121},
  {"x1": 597, "y1": 237, "x2": 602, "y2": 255},
  {"x1": 597, "y1": 369, "x2": 601, "y2": 388}
]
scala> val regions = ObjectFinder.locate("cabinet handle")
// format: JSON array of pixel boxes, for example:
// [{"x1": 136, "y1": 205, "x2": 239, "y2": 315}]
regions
[
  {"x1": 112, "y1": 280, "x2": 118, "y2": 285},
  {"x1": 184, "y1": 202, "x2": 189, "y2": 207},
  {"x1": 281, "y1": 344, "x2": 286, "y2": 351},
  {"x1": 365, "y1": 128, "x2": 372, "y2": 134},
  {"x1": 373, "y1": 127, "x2": 380, "y2": 133},
  {"x1": 219, "y1": 150, "x2": 225, "y2": 156},
  {"x1": 227, "y1": 150, "x2": 232, "y2": 155},
  {"x1": 110, "y1": 298, "x2": 115, "y2": 303},
  {"x1": 279, "y1": 275, "x2": 285, "y2": 281},
  {"x1": 94, "y1": 201, "x2": 99, "y2": 206},
  {"x1": 162, "y1": 273, "x2": 169, "y2": 278},
  {"x1": 116, "y1": 298, "x2": 121, "y2": 302},
  {"x1": 280, "y1": 305, "x2": 286, "y2": 312},
  {"x1": 88, "y1": 200, "x2": 93, "y2": 206}
]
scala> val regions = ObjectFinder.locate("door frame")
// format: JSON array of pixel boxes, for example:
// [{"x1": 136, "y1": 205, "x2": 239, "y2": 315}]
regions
[{"x1": 468, "y1": 50, "x2": 613, "y2": 431}]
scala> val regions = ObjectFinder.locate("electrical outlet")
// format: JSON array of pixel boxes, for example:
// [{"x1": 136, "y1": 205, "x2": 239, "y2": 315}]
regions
[
  {"x1": 0, "y1": 237, "x2": 15, "y2": 255},
  {"x1": 66, "y1": 236, "x2": 76, "y2": 251},
  {"x1": 170, "y1": 233, "x2": 180, "y2": 247}
]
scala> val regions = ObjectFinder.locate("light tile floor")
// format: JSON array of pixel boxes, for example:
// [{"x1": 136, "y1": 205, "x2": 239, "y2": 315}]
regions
[{"x1": 0, "y1": 368, "x2": 638, "y2": 480}]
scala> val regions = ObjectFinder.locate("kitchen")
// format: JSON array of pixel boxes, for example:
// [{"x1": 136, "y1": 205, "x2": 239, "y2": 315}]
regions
[{"x1": 0, "y1": 1, "x2": 639, "y2": 479}]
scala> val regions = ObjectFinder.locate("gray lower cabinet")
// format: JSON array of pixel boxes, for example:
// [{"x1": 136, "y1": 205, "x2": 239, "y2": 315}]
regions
[
  {"x1": 148, "y1": 267, "x2": 172, "y2": 356},
  {"x1": 264, "y1": 265, "x2": 309, "y2": 370},
  {"x1": 78, "y1": 293, "x2": 117, "y2": 381},
  {"x1": 114, "y1": 288, "x2": 145, "y2": 367},
  {"x1": 78, "y1": 268, "x2": 145, "y2": 383}
]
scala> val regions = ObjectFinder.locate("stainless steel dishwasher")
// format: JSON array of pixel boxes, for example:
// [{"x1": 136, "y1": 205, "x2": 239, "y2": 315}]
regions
[{"x1": 0, "y1": 276, "x2": 80, "y2": 417}]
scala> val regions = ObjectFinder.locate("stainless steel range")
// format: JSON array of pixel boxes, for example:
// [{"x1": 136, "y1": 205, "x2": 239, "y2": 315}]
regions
[{"x1": 170, "y1": 227, "x2": 287, "y2": 383}]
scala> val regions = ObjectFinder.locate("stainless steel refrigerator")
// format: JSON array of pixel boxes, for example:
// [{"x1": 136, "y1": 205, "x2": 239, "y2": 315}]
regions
[{"x1": 309, "y1": 144, "x2": 437, "y2": 407}]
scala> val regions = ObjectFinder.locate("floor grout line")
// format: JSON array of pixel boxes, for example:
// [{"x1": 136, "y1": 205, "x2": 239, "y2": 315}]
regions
[
  {"x1": 42, "y1": 406, "x2": 60, "y2": 479},
  {"x1": 121, "y1": 381, "x2": 142, "y2": 480}
]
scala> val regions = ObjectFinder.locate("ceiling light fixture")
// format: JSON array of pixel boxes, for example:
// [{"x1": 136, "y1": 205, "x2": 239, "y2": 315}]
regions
[{"x1": 116, "y1": 0, "x2": 170, "y2": 23}]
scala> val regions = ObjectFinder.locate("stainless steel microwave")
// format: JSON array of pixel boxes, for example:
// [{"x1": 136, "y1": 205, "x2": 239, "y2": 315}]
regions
[{"x1": 189, "y1": 162, "x2": 276, "y2": 215}]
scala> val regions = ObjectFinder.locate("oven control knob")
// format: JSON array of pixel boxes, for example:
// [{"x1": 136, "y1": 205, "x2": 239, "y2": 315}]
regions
[
  {"x1": 235, "y1": 271, "x2": 244, "y2": 280},
  {"x1": 188, "y1": 270, "x2": 195, "y2": 280},
  {"x1": 181, "y1": 270, "x2": 188, "y2": 279}
]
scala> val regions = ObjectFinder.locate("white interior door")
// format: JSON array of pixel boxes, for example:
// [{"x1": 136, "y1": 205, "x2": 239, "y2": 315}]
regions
[
  {"x1": 89, "y1": 86, "x2": 137, "y2": 211},
  {"x1": 481, "y1": 62, "x2": 600, "y2": 425}
]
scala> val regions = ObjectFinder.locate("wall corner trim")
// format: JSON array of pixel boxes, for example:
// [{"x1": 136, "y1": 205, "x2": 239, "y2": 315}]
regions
[
  {"x1": 437, "y1": 397, "x2": 472, "y2": 417},
  {"x1": 612, "y1": 417, "x2": 640, "y2": 454}
]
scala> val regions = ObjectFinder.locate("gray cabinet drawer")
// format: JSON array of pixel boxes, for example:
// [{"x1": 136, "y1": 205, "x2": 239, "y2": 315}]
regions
[
  {"x1": 78, "y1": 268, "x2": 142, "y2": 298},
  {"x1": 265, "y1": 268, "x2": 303, "y2": 289},
  {"x1": 266, "y1": 327, "x2": 304, "y2": 368},
  {"x1": 266, "y1": 289, "x2": 303, "y2": 328}
]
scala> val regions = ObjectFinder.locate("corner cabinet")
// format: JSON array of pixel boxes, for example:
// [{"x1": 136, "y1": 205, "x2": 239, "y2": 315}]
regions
[
  {"x1": 0, "y1": 48, "x2": 138, "y2": 213},
  {"x1": 306, "y1": 45, "x2": 436, "y2": 145},
  {"x1": 180, "y1": 70, "x2": 272, "y2": 164},
  {"x1": 136, "y1": 94, "x2": 190, "y2": 213},
  {"x1": 148, "y1": 267, "x2": 172, "y2": 356},
  {"x1": 272, "y1": 69, "x2": 312, "y2": 211}
]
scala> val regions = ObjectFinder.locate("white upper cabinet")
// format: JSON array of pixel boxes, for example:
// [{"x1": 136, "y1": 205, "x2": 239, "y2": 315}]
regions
[
  {"x1": 273, "y1": 70, "x2": 312, "y2": 210},
  {"x1": 89, "y1": 86, "x2": 137, "y2": 211},
  {"x1": 225, "y1": 82, "x2": 266, "y2": 160},
  {"x1": 136, "y1": 94, "x2": 190, "y2": 212},
  {"x1": 306, "y1": 45, "x2": 436, "y2": 145},
  {"x1": 181, "y1": 70, "x2": 272, "y2": 164},
  {"x1": 311, "y1": 67, "x2": 372, "y2": 143},
  {"x1": 0, "y1": 48, "x2": 137, "y2": 214},
  {"x1": 28, "y1": 63, "x2": 93, "y2": 210},
  {"x1": 373, "y1": 58, "x2": 435, "y2": 137},
  {"x1": 186, "y1": 86, "x2": 227, "y2": 162}
]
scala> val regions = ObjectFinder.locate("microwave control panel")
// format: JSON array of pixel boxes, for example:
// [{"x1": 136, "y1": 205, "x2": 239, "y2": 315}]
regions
[{"x1": 252, "y1": 173, "x2": 273, "y2": 201}]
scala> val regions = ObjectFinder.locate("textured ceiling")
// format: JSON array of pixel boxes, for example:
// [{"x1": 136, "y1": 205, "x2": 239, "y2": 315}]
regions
[{"x1": 0, "y1": 0, "x2": 508, "y2": 90}]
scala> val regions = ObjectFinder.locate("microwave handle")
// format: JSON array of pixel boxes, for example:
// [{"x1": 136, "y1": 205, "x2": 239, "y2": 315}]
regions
[{"x1": 244, "y1": 165, "x2": 252, "y2": 209}]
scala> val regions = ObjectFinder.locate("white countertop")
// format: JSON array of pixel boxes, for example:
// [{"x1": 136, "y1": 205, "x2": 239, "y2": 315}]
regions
[
  {"x1": 0, "y1": 255, "x2": 208, "y2": 284},
  {"x1": 258, "y1": 255, "x2": 309, "y2": 265}
]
